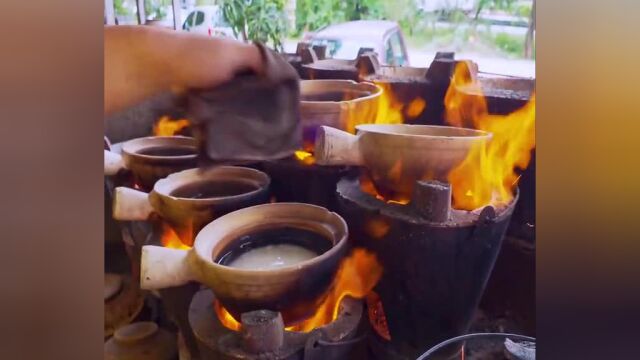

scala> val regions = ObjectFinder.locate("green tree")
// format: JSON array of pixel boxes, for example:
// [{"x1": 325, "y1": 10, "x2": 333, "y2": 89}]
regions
[
  {"x1": 294, "y1": 0, "x2": 386, "y2": 35},
  {"x1": 474, "y1": 0, "x2": 516, "y2": 20},
  {"x1": 222, "y1": 0, "x2": 288, "y2": 51},
  {"x1": 145, "y1": 0, "x2": 171, "y2": 20},
  {"x1": 113, "y1": 0, "x2": 130, "y2": 16}
]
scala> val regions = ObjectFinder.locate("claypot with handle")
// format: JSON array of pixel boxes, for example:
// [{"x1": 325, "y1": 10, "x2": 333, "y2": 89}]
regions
[
  {"x1": 112, "y1": 166, "x2": 270, "y2": 241},
  {"x1": 300, "y1": 80, "x2": 381, "y2": 148},
  {"x1": 140, "y1": 202, "x2": 349, "y2": 325},
  {"x1": 104, "y1": 136, "x2": 198, "y2": 191},
  {"x1": 314, "y1": 124, "x2": 492, "y2": 199}
]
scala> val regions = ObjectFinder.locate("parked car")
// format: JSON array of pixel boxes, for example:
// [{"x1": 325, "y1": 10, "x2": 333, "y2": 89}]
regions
[
  {"x1": 182, "y1": 5, "x2": 236, "y2": 39},
  {"x1": 304, "y1": 20, "x2": 410, "y2": 66}
]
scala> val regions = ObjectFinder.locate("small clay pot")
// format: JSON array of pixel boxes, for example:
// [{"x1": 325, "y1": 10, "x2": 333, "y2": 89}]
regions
[
  {"x1": 140, "y1": 203, "x2": 349, "y2": 325},
  {"x1": 112, "y1": 166, "x2": 270, "y2": 241},
  {"x1": 315, "y1": 124, "x2": 491, "y2": 199},
  {"x1": 104, "y1": 136, "x2": 198, "y2": 191},
  {"x1": 300, "y1": 80, "x2": 382, "y2": 147},
  {"x1": 104, "y1": 322, "x2": 177, "y2": 360}
]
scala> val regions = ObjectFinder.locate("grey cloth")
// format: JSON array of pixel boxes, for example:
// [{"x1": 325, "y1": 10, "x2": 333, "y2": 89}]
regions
[{"x1": 187, "y1": 43, "x2": 301, "y2": 163}]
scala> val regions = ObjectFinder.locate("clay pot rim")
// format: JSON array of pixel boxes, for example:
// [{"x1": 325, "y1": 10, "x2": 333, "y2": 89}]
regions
[
  {"x1": 192, "y1": 202, "x2": 348, "y2": 276},
  {"x1": 356, "y1": 124, "x2": 492, "y2": 142},
  {"x1": 151, "y1": 166, "x2": 271, "y2": 205},
  {"x1": 121, "y1": 135, "x2": 197, "y2": 161},
  {"x1": 300, "y1": 79, "x2": 382, "y2": 105}
]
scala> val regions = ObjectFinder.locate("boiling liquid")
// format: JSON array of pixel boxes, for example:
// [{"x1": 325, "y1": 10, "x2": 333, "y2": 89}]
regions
[
  {"x1": 228, "y1": 244, "x2": 318, "y2": 270},
  {"x1": 217, "y1": 227, "x2": 331, "y2": 270}
]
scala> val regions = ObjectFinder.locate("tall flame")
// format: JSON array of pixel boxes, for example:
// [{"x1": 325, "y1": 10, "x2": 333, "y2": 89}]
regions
[
  {"x1": 215, "y1": 248, "x2": 382, "y2": 332},
  {"x1": 445, "y1": 62, "x2": 536, "y2": 210},
  {"x1": 153, "y1": 116, "x2": 190, "y2": 136}
]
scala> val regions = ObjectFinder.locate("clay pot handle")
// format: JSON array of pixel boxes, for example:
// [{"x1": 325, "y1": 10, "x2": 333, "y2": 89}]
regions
[
  {"x1": 104, "y1": 150, "x2": 126, "y2": 176},
  {"x1": 140, "y1": 246, "x2": 194, "y2": 290},
  {"x1": 112, "y1": 187, "x2": 154, "y2": 221},
  {"x1": 314, "y1": 126, "x2": 363, "y2": 166}
]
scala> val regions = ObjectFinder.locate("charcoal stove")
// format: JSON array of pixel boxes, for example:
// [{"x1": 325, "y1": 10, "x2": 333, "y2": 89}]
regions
[
  {"x1": 335, "y1": 176, "x2": 518, "y2": 359},
  {"x1": 259, "y1": 156, "x2": 355, "y2": 211},
  {"x1": 185, "y1": 289, "x2": 366, "y2": 360},
  {"x1": 282, "y1": 42, "x2": 328, "y2": 79}
]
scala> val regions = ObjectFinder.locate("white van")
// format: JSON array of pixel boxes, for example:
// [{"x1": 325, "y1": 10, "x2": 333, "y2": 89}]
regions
[{"x1": 182, "y1": 5, "x2": 236, "y2": 39}]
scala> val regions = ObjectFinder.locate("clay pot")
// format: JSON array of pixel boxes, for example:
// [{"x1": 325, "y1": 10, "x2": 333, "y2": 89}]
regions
[
  {"x1": 104, "y1": 322, "x2": 177, "y2": 360},
  {"x1": 315, "y1": 124, "x2": 491, "y2": 199},
  {"x1": 300, "y1": 80, "x2": 382, "y2": 148},
  {"x1": 140, "y1": 203, "x2": 349, "y2": 325},
  {"x1": 112, "y1": 166, "x2": 270, "y2": 241},
  {"x1": 104, "y1": 136, "x2": 198, "y2": 191}
]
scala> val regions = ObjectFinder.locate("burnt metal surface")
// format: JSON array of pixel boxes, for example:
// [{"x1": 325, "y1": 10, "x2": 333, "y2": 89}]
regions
[
  {"x1": 301, "y1": 51, "x2": 378, "y2": 81},
  {"x1": 283, "y1": 43, "x2": 327, "y2": 78},
  {"x1": 336, "y1": 177, "x2": 517, "y2": 359},
  {"x1": 189, "y1": 289, "x2": 364, "y2": 360},
  {"x1": 479, "y1": 236, "x2": 536, "y2": 337}
]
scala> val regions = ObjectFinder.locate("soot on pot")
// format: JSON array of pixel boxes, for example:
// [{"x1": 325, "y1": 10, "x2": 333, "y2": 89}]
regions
[
  {"x1": 136, "y1": 145, "x2": 197, "y2": 157},
  {"x1": 216, "y1": 227, "x2": 332, "y2": 270},
  {"x1": 170, "y1": 180, "x2": 258, "y2": 199}
]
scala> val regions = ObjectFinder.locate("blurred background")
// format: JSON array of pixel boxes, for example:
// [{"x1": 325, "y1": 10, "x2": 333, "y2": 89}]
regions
[{"x1": 105, "y1": 0, "x2": 534, "y2": 77}]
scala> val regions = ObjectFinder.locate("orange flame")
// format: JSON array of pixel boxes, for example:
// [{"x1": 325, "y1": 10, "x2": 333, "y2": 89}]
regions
[
  {"x1": 294, "y1": 150, "x2": 316, "y2": 165},
  {"x1": 159, "y1": 224, "x2": 191, "y2": 250},
  {"x1": 364, "y1": 216, "x2": 391, "y2": 239},
  {"x1": 215, "y1": 248, "x2": 382, "y2": 332},
  {"x1": 445, "y1": 62, "x2": 536, "y2": 210},
  {"x1": 153, "y1": 116, "x2": 190, "y2": 136},
  {"x1": 214, "y1": 301, "x2": 241, "y2": 331},
  {"x1": 359, "y1": 173, "x2": 410, "y2": 205},
  {"x1": 406, "y1": 97, "x2": 427, "y2": 119},
  {"x1": 373, "y1": 82, "x2": 426, "y2": 125}
]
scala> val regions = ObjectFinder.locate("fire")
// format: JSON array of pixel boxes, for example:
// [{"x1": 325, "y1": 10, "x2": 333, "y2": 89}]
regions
[
  {"x1": 360, "y1": 173, "x2": 410, "y2": 205},
  {"x1": 294, "y1": 150, "x2": 316, "y2": 165},
  {"x1": 214, "y1": 248, "x2": 382, "y2": 332},
  {"x1": 153, "y1": 115, "x2": 190, "y2": 136},
  {"x1": 405, "y1": 97, "x2": 427, "y2": 118},
  {"x1": 445, "y1": 62, "x2": 536, "y2": 210},
  {"x1": 364, "y1": 216, "x2": 390, "y2": 239},
  {"x1": 372, "y1": 82, "x2": 426, "y2": 125},
  {"x1": 214, "y1": 301, "x2": 241, "y2": 331},
  {"x1": 159, "y1": 224, "x2": 191, "y2": 250}
]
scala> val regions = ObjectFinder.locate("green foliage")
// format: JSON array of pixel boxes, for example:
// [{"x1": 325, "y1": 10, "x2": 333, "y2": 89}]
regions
[
  {"x1": 515, "y1": 3, "x2": 532, "y2": 18},
  {"x1": 294, "y1": 0, "x2": 386, "y2": 35},
  {"x1": 145, "y1": 0, "x2": 171, "y2": 20},
  {"x1": 222, "y1": 0, "x2": 288, "y2": 51},
  {"x1": 113, "y1": 0, "x2": 129, "y2": 16},
  {"x1": 491, "y1": 32, "x2": 524, "y2": 56},
  {"x1": 474, "y1": 0, "x2": 517, "y2": 19}
]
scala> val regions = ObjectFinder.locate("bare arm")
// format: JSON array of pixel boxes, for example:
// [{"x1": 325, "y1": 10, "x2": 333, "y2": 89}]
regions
[{"x1": 104, "y1": 26, "x2": 263, "y2": 115}]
